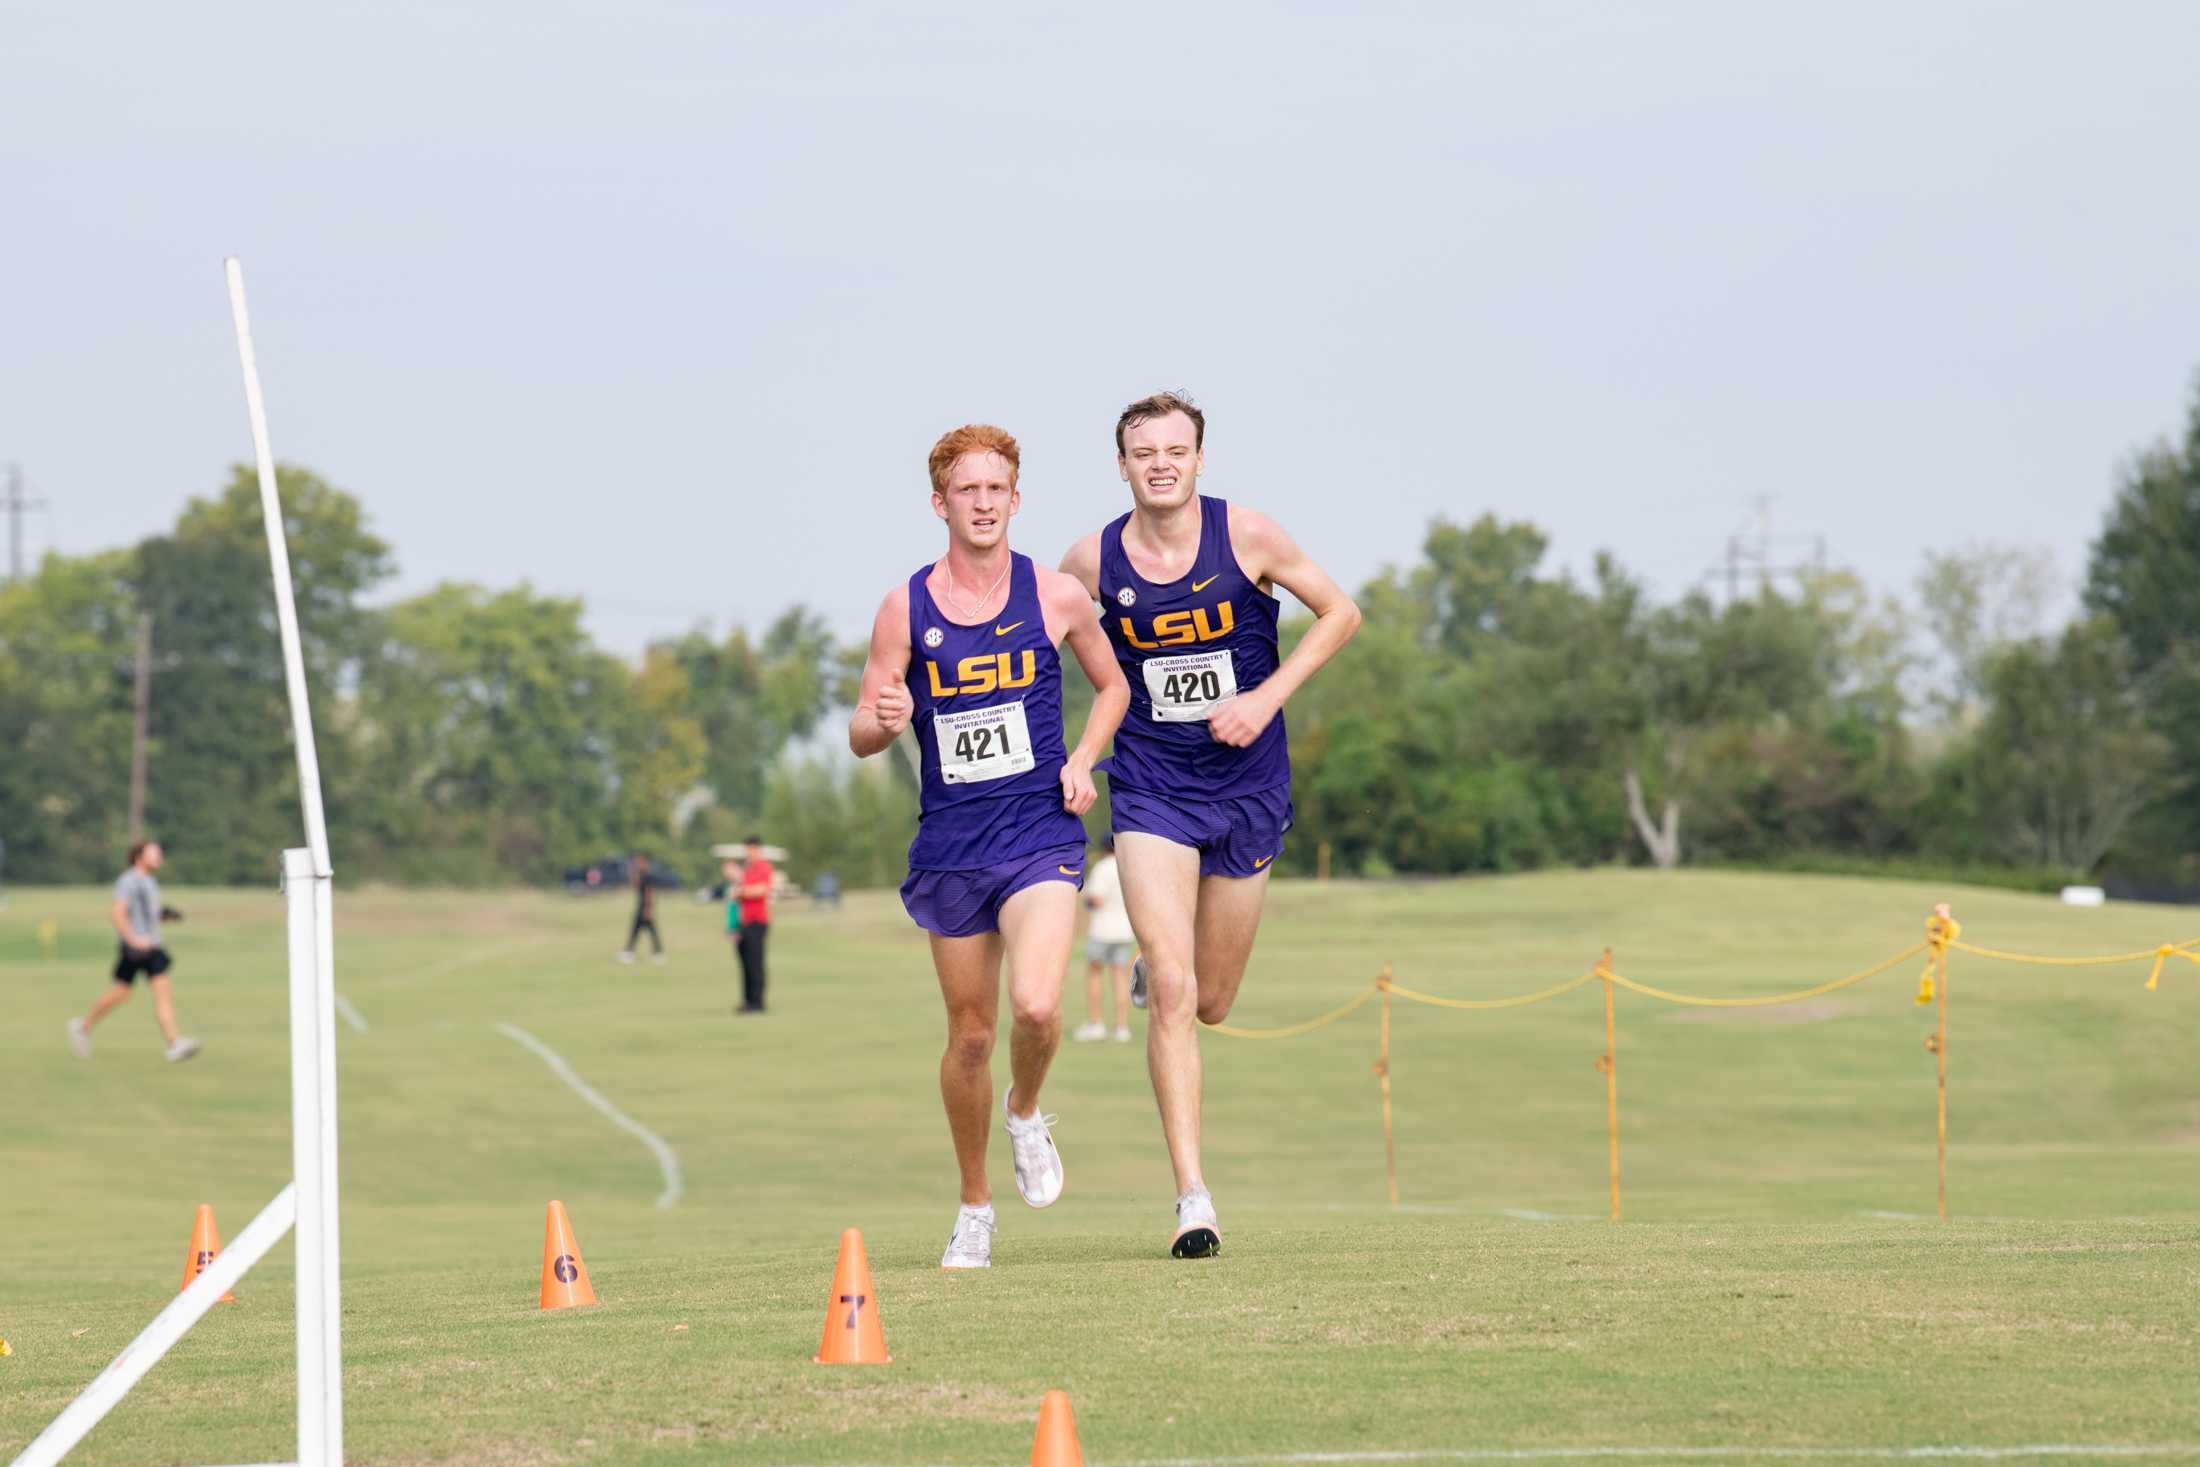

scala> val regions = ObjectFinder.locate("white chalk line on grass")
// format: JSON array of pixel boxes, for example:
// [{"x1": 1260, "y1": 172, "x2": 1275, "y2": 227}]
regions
[
  {"x1": 791, "y1": 1447, "x2": 2200, "y2": 1467},
  {"x1": 1106, "y1": 1451, "x2": 2200, "y2": 1464},
  {"x1": 494, "y1": 1022, "x2": 684, "y2": 1209},
  {"x1": 332, "y1": 992, "x2": 368, "y2": 1033}
]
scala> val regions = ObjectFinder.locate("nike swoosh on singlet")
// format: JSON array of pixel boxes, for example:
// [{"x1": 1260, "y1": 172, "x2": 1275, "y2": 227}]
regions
[
  {"x1": 1059, "y1": 865, "x2": 1080, "y2": 876},
  {"x1": 1253, "y1": 854, "x2": 1273, "y2": 869},
  {"x1": 995, "y1": 621, "x2": 1024, "y2": 636},
  {"x1": 1191, "y1": 575, "x2": 1219, "y2": 592}
]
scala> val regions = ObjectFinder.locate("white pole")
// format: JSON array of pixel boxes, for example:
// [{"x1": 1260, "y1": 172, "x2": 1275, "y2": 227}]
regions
[
  {"x1": 284, "y1": 848, "x2": 342, "y2": 1467},
  {"x1": 224, "y1": 258, "x2": 332, "y2": 877},
  {"x1": 228, "y1": 252, "x2": 343, "y2": 1467},
  {"x1": 8, "y1": 1187, "x2": 298, "y2": 1467}
]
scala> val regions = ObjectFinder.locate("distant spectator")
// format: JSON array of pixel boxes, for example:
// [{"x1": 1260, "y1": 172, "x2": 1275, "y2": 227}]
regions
[
  {"x1": 617, "y1": 853, "x2": 664, "y2": 965},
  {"x1": 1075, "y1": 837, "x2": 1135, "y2": 1042},
  {"x1": 735, "y1": 836, "x2": 773, "y2": 1013},
  {"x1": 67, "y1": 839, "x2": 200, "y2": 1063},
  {"x1": 813, "y1": 869, "x2": 842, "y2": 908},
  {"x1": 712, "y1": 858, "x2": 743, "y2": 973}
]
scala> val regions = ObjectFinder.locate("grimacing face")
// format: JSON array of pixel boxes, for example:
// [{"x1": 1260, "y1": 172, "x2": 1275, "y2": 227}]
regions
[
  {"x1": 1118, "y1": 410, "x2": 1202, "y2": 512},
  {"x1": 932, "y1": 450, "x2": 1020, "y2": 549}
]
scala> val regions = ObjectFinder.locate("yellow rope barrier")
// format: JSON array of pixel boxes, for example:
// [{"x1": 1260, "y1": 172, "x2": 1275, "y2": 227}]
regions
[
  {"x1": 1206, "y1": 983, "x2": 1380, "y2": 1039},
  {"x1": 1196, "y1": 904, "x2": 2188, "y2": 1220},
  {"x1": 1602, "y1": 943, "x2": 1928, "y2": 1008},
  {"x1": 1385, "y1": 971, "x2": 1600, "y2": 1010},
  {"x1": 1948, "y1": 937, "x2": 2200, "y2": 967}
]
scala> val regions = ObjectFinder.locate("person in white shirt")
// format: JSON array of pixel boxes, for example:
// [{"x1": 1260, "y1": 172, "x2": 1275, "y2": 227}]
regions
[{"x1": 1074, "y1": 838, "x2": 1135, "y2": 1042}]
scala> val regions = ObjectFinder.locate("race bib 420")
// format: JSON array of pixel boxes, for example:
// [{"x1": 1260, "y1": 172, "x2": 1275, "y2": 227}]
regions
[
  {"x1": 1143, "y1": 650, "x2": 1238, "y2": 722},
  {"x1": 934, "y1": 701, "x2": 1036, "y2": 783}
]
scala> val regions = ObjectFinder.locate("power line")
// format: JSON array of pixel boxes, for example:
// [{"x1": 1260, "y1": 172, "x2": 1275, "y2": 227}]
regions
[
  {"x1": 1697, "y1": 497, "x2": 1834, "y2": 603},
  {"x1": 4, "y1": 462, "x2": 52, "y2": 583}
]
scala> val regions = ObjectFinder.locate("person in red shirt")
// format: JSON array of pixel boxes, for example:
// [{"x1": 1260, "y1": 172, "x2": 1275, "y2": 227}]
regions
[{"x1": 735, "y1": 836, "x2": 773, "y2": 1013}]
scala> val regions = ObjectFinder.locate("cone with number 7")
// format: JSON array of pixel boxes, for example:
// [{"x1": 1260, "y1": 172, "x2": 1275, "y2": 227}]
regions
[
  {"x1": 539, "y1": 1200, "x2": 598, "y2": 1310},
  {"x1": 813, "y1": 1228, "x2": 891, "y2": 1363}
]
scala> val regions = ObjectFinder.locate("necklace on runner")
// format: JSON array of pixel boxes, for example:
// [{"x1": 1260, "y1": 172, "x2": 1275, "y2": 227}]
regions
[{"x1": 942, "y1": 556, "x2": 1011, "y2": 620}]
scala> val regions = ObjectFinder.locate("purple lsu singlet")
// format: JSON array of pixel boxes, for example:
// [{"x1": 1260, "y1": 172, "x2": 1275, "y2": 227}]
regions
[
  {"x1": 1096, "y1": 495, "x2": 1291, "y2": 800},
  {"x1": 906, "y1": 553, "x2": 1085, "y2": 870}
]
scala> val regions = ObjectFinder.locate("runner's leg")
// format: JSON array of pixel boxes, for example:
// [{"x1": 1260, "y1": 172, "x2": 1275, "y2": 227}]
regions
[
  {"x1": 1085, "y1": 957, "x2": 1104, "y2": 1028},
  {"x1": 1190, "y1": 868, "x2": 1273, "y2": 1025},
  {"x1": 81, "y1": 980, "x2": 133, "y2": 1032},
  {"x1": 997, "y1": 879, "x2": 1076, "y2": 1118},
  {"x1": 147, "y1": 975, "x2": 183, "y2": 1046},
  {"x1": 1118, "y1": 832, "x2": 1205, "y2": 1194},
  {"x1": 1112, "y1": 958, "x2": 1132, "y2": 1030},
  {"x1": 932, "y1": 930, "x2": 1003, "y2": 1206}
]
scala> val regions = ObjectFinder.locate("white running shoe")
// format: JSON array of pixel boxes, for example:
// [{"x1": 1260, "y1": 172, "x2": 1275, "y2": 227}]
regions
[
  {"x1": 1002, "y1": 1098, "x2": 1065, "y2": 1208},
  {"x1": 615, "y1": 950, "x2": 635, "y2": 965},
  {"x1": 67, "y1": 1018, "x2": 91, "y2": 1058},
  {"x1": 1131, "y1": 956, "x2": 1148, "y2": 1009},
  {"x1": 1171, "y1": 1186, "x2": 1221, "y2": 1259},
  {"x1": 1071, "y1": 1021, "x2": 1107, "y2": 1042},
  {"x1": 941, "y1": 1203, "x2": 995, "y2": 1268},
  {"x1": 1113, "y1": 1026, "x2": 1132, "y2": 1043},
  {"x1": 165, "y1": 1036, "x2": 202, "y2": 1063},
  {"x1": 652, "y1": 954, "x2": 667, "y2": 966}
]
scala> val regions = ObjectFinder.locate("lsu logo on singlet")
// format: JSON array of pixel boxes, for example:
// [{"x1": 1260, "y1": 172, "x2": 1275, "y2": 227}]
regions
[
  {"x1": 1117, "y1": 601, "x2": 1235, "y2": 651},
  {"x1": 924, "y1": 650, "x2": 1038, "y2": 698}
]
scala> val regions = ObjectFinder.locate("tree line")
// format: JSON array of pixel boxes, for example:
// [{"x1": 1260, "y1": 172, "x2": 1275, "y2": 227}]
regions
[{"x1": 4, "y1": 383, "x2": 2198, "y2": 890}]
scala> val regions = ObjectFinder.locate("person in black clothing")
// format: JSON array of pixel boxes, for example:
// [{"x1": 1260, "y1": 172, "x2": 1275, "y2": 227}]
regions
[{"x1": 617, "y1": 853, "x2": 664, "y2": 964}]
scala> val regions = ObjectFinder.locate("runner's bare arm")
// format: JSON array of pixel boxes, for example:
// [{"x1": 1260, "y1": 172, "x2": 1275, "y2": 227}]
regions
[
  {"x1": 1057, "y1": 532, "x2": 1104, "y2": 599},
  {"x1": 1041, "y1": 566, "x2": 1127, "y2": 816},
  {"x1": 1209, "y1": 506, "x2": 1362, "y2": 747},
  {"x1": 111, "y1": 897, "x2": 148, "y2": 950},
  {"x1": 847, "y1": 584, "x2": 916, "y2": 758}
]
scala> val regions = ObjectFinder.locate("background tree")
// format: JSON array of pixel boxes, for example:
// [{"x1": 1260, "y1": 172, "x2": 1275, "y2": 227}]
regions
[
  {"x1": 1960, "y1": 619, "x2": 2171, "y2": 872},
  {"x1": 2083, "y1": 379, "x2": 2200, "y2": 870},
  {"x1": 131, "y1": 466, "x2": 392, "y2": 882},
  {"x1": 0, "y1": 550, "x2": 141, "y2": 879},
  {"x1": 1917, "y1": 544, "x2": 2060, "y2": 720}
]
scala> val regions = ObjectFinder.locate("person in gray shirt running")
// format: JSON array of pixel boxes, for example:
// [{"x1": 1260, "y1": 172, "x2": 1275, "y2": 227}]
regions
[{"x1": 67, "y1": 839, "x2": 200, "y2": 1062}]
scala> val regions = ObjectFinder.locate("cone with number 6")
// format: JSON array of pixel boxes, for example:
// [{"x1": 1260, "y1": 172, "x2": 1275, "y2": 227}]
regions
[
  {"x1": 539, "y1": 1200, "x2": 598, "y2": 1310},
  {"x1": 813, "y1": 1228, "x2": 890, "y2": 1363}
]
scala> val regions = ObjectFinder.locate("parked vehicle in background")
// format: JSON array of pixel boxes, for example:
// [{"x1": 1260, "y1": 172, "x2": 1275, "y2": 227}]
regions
[{"x1": 563, "y1": 856, "x2": 686, "y2": 895}]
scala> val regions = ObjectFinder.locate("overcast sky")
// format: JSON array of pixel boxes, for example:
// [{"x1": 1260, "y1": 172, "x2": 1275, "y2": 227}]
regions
[{"x1": 6, "y1": 2, "x2": 2196, "y2": 652}]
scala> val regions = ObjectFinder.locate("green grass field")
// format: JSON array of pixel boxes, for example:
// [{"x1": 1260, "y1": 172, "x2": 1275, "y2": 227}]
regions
[{"x1": 4, "y1": 870, "x2": 2199, "y2": 1465}]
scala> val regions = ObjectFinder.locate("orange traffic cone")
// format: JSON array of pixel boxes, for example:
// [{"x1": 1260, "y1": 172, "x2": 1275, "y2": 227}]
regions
[
  {"x1": 179, "y1": 1204, "x2": 236, "y2": 1303},
  {"x1": 539, "y1": 1200, "x2": 598, "y2": 1310},
  {"x1": 1030, "y1": 1390, "x2": 1085, "y2": 1467},
  {"x1": 813, "y1": 1228, "x2": 890, "y2": 1364}
]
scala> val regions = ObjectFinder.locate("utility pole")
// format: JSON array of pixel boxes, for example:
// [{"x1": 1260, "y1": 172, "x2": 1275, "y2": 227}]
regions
[
  {"x1": 129, "y1": 613, "x2": 154, "y2": 844},
  {"x1": 4, "y1": 463, "x2": 50, "y2": 582}
]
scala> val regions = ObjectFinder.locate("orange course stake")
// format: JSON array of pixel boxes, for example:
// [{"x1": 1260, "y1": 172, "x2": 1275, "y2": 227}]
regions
[
  {"x1": 1594, "y1": 948, "x2": 1621, "y2": 1223},
  {"x1": 814, "y1": 1228, "x2": 891, "y2": 1364},
  {"x1": 1030, "y1": 1389, "x2": 1085, "y2": 1467},
  {"x1": 1919, "y1": 903, "x2": 1959, "y2": 1220},
  {"x1": 180, "y1": 1204, "x2": 237, "y2": 1303},
  {"x1": 539, "y1": 1200, "x2": 599, "y2": 1310},
  {"x1": 1376, "y1": 962, "x2": 1399, "y2": 1208}
]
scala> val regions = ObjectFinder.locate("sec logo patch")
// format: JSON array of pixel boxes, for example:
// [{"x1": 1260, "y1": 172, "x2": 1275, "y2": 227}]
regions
[
  {"x1": 1115, "y1": 586, "x2": 1137, "y2": 607},
  {"x1": 923, "y1": 627, "x2": 945, "y2": 649}
]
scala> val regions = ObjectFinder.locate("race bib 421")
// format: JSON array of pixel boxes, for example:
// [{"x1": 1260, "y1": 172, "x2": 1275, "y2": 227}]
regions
[{"x1": 934, "y1": 701, "x2": 1036, "y2": 783}]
